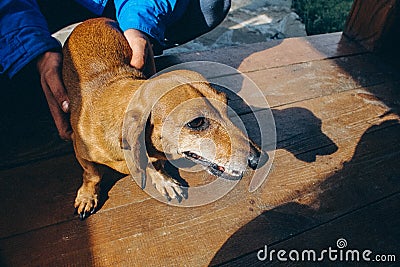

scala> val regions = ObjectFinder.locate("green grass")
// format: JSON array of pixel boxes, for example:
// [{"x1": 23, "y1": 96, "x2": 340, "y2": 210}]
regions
[{"x1": 292, "y1": 0, "x2": 354, "y2": 35}]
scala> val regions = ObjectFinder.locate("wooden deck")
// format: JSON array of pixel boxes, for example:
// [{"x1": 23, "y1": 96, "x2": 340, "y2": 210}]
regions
[{"x1": 1, "y1": 32, "x2": 399, "y2": 266}]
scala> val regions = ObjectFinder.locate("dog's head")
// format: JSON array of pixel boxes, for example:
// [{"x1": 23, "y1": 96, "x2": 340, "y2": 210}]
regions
[{"x1": 123, "y1": 70, "x2": 262, "y2": 181}]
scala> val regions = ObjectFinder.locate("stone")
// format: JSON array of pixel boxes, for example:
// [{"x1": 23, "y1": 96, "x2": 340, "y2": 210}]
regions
[{"x1": 165, "y1": 0, "x2": 306, "y2": 54}]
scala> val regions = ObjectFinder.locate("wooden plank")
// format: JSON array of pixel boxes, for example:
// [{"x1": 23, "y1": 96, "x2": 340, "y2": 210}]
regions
[
  {"x1": 1, "y1": 85, "x2": 399, "y2": 266},
  {"x1": 211, "y1": 120, "x2": 400, "y2": 265},
  {"x1": 3, "y1": 48, "x2": 398, "y2": 238},
  {"x1": 0, "y1": 155, "x2": 149, "y2": 238},
  {"x1": 0, "y1": 155, "x2": 83, "y2": 238},
  {"x1": 168, "y1": 52, "x2": 400, "y2": 123},
  {"x1": 48, "y1": 91, "x2": 400, "y2": 265},
  {"x1": 0, "y1": 74, "x2": 73, "y2": 170},
  {"x1": 156, "y1": 33, "x2": 367, "y2": 74},
  {"x1": 247, "y1": 54, "x2": 396, "y2": 106},
  {"x1": 218, "y1": 193, "x2": 400, "y2": 266},
  {"x1": 2, "y1": 120, "x2": 399, "y2": 266},
  {"x1": 1, "y1": 33, "x2": 399, "y2": 266},
  {"x1": 344, "y1": 0, "x2": 400, "y2": 52},
  {"x1": 1, "y1": 80, "x2": 398, "y2": 238},
  {"x1": 0, "y1": 34, "x2": 384, "y2": 170},
  {"x1": 3, "y1": 51, "x2": 397, "y2": 170},
  {"x1": 0, "y1": 32, "x2": 354, "y2": 170}
]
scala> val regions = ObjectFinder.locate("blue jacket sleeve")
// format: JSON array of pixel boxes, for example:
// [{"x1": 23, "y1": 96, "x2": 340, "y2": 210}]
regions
[
  {"x1": 0, "y1": 0, "x2": 61, "y2": 78},
  {"x1": 114, "y1": 0, "x2": 189, "y2": 45}
]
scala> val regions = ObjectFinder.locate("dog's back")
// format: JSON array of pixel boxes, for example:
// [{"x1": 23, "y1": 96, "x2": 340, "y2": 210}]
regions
[
  {"x1": 63, "y1": 18, "x2": 136, "y2": 86},
  {"x1": 62, "y1": 18, "x2": 145, "y2": 173}
]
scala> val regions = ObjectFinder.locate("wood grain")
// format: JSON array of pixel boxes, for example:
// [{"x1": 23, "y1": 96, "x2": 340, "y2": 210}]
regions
[
  {"x1": 1, "y1": 33, "x2": 399, "y2": 266},
  {"x1": 156, "y1": 33, "x2": 367, "y2": 73},
  {"x1": 219, "y1": 193, "x2": 400, "y2": 266},
  {"x1": 1, "y1": 87, "x2": 399, "y2": 266}
]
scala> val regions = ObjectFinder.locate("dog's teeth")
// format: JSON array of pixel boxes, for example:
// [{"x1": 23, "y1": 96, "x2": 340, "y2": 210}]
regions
[
  {"x1": 217, "y1": 165, "x2": 225, "y2": 172},
  {"x1": 188, "y1": 152, "x2": 200, "y2": 159},
  {"x1": 228, "y1": 170, "x2": 243, "y2": 178}
]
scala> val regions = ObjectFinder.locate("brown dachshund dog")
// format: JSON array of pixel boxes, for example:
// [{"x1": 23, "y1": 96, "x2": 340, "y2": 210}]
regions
[{"x1": 62, "y1": 18, "x2": 261, "y2": 219}]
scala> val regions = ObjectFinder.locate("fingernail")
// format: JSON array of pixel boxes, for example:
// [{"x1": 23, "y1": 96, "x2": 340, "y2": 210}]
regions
[{"x1": 62, "y1": 101, "x2": 69, "y2": 112}]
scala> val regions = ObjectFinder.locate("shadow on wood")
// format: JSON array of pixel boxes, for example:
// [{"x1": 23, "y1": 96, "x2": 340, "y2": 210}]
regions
[{"x1": 210, "y1": 119, "x2": 400, "y2": 265}]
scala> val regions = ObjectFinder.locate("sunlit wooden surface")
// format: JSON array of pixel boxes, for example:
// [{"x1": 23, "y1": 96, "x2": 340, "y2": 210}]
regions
[{"x1": 1, "y1": 32, "x2": 399, "y2": 266}]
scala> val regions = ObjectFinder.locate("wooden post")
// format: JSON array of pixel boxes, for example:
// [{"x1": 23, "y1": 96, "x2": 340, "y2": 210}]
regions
[{"x1": 344, "y1": 0, "x2": 400, "y2": 53}]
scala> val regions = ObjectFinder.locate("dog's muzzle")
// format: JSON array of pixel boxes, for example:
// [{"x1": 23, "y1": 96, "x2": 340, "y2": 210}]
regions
[
  {"x1": 183, "y1": 151, "x2": 243, "y2": 180},
  {"x1": 183, "y1": 142, "x2": 263, "y2": 180}
]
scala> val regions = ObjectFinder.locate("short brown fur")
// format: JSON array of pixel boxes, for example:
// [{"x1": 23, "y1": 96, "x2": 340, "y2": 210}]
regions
[{"x1": 62, "y1": 18, "x2": 261, "y2": 218}]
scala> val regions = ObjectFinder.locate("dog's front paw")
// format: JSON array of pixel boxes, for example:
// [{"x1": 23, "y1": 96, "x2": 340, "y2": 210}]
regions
[
  {"x1": 74, "y1": 185, "x2": 99, "y2": 220},
  {"x1": 150, "y1": 173, "x2": 187, "y2": 202}
]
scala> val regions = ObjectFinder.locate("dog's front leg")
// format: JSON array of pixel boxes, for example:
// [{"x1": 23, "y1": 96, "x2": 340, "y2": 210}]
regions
[
  {"x1": 74, "y1": 156, "x2": 102, "y2": 219},
  {"x1": 146, "y1": 160, "x2": 186, "y2": 202}
]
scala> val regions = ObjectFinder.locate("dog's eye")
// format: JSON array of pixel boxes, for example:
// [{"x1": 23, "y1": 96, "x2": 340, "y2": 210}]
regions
[{"x1": 186, "y1": 117, "x2": 208, "y2": 130}]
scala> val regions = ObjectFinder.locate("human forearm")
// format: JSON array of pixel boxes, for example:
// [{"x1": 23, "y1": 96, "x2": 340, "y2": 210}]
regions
[{"x1": 0, "y1": 0, "x2": 60, "y2": 77}]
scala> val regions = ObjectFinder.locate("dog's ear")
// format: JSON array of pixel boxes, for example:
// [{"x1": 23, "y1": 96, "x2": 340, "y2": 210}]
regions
[
  {"x1": 120, "y1": 75, "x2": 170, "y2": 188},
  {"x1": 121, "y1": 107, "x2": 148, "y2": 188}
]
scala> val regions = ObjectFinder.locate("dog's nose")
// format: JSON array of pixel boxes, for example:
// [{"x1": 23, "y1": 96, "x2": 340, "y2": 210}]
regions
[{"x1": 248, "y1": 143, "x2": 262, "y2": 170}]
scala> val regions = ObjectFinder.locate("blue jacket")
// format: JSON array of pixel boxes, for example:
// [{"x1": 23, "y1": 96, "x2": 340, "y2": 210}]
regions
[{"x1": 0, "y1": 0, "x2": 188, "y2": 78}]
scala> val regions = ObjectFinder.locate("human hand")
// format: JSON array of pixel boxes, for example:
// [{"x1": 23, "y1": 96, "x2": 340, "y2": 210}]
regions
[
  {"x1": 37, "y1": 51, "x2": 72, "y2": 141},
  {"x1": 123, "y1": 29, "x2": 156, "y2": 77}
]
